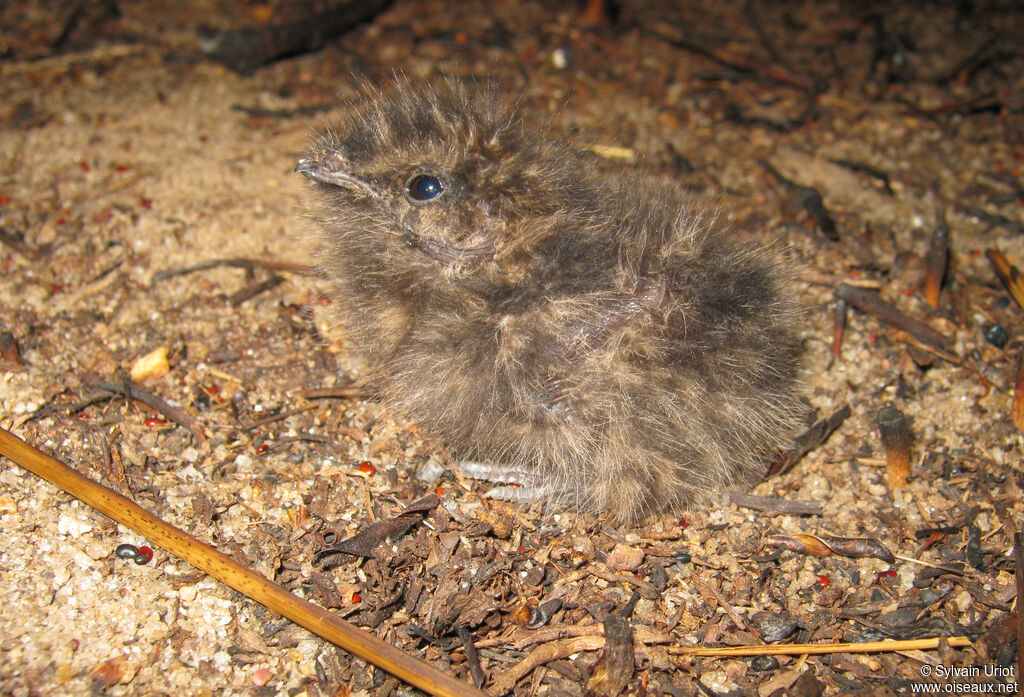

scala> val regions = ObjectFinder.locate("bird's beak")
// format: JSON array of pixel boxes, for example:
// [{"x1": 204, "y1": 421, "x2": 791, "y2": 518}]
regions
[
  {"x1": 295, "y1": 157, "x2": 337, "y2": 184},
  {"x1": 295, "y1": 157, "x2": 378, "y2": 198}
]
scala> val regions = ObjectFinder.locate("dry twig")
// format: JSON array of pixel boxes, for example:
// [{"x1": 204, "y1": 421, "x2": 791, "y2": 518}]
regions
[
  {"x1": 668, "y1": 636, "x2": 970, "y2": 657},
  {"x1": 85, "y1": 377, "x2": 207, "y2": 446},
  {"x1": 836, "y1": 283, "x2": 954, "y2": 352}
]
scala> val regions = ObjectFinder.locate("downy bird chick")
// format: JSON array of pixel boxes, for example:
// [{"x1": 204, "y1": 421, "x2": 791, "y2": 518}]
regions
[{"x1": 298, "y1": 79, "x2": 808, "y2": 522}]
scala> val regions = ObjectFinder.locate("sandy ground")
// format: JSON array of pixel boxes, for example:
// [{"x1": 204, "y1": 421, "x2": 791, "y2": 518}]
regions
[{"x1": 1, "y1": 1, "x2": 1022, "y2": 695}]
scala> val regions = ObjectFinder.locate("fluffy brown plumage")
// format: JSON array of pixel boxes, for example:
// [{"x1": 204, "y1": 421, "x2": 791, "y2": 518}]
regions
[{"x1": 298, "y1": 79, "x2": 809, "y2": 522}]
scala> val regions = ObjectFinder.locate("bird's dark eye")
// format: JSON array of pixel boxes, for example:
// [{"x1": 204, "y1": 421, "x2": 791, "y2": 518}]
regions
[{"x1": 406, "y1": 173, "x2": 444, "y2": 202}]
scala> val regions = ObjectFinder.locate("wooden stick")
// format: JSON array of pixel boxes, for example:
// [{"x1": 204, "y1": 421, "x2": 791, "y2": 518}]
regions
[
  {"x1": 835, "y1": 283, "x2": 954, "y2": 351},
  {"x1": 668, "y1": 636, "x2": 970, "y2": 657},
  {"x1": 1014, "y1": 532, "x2": 1023, "y2": 687},
  {"x1": 0, "y1": 426, "x2": 488, "y2": 697}
]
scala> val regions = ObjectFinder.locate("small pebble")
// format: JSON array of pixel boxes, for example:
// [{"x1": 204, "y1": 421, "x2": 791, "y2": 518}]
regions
[
  {"x1": 604, "y1": 543, "x2": 644, "y2": 572},
  {"x1": 415, "y1": 458, "x2": 445, "y2": 484},
  {"x1": 984, "y1": 322, "x2": 1009, "y2": 349},
  {"x1": 251, "y1": 668, "x2": 273, "y2": 687},
  {"x1": 551, "y1": 47, "x2": 569, "y2": 69},
  {"x1": 749, "y1": 611, "x2": 799, "y2": 642},
  {"x1": 57, "y1": 511, "x2": 94, "y2": 538},
  {"x1": 130, "y1": 346, "x2": 170, "y2": 382},
  {"x1": 750, "y1": 655, "x2": 780, "y2": 671}
]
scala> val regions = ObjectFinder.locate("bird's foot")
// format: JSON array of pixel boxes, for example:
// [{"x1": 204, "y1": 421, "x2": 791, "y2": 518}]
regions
[{"x1": 457, "y1": 461, "x2": 555, "y2": 502}]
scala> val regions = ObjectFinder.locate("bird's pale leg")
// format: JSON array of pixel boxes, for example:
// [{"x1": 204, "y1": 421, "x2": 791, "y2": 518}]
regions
[{"x1": 457, "y1": 461, "x2": 557, "y2": 502}]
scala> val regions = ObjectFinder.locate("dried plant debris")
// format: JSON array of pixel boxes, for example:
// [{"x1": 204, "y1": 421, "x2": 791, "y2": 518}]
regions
[
  {"x1": 767, "y1": 532, "x2": 896, "y2": 564},
  {"x1": 313, "y1": 494, "x2": 439, "y2": 567},
  {"x1": 2, "y1": 0, "x2": 1023, "y2": 695}
]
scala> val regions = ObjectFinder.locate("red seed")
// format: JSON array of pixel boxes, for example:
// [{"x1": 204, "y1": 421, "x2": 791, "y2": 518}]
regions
[
  {"x1": 816, "y1": 574, "x2": 831, "y2": 588},
  {"x1": 876, "y1": 569, "x2": 897, "y2": 581},
  {"x1": 358, "y1": 461, "x2": 376, "y2": 475},
  {"x1": 144, "y1": 417, "x2": 166, "y2": 427},
  {"x1": 255, "y1": 444, "x2": 269, "y2": 455},
  {"x1": 80, "y1": 161, "x2": 91, "y2": 172},
  {"x1": 140, "y1": 198, "x2": 153, "y2": 208},
  {"x1": 133, "y1": 546, "x2": 154, "y2": 564},
  {"x1": 0, "y1": 196, "x2": 10, "y2": 205},
  {"x1": 115, "y1": 165, "x2": 129, "y2": 172},
  {"x1": 351, "y1": 592, "x2": 361, "y2": 603}
]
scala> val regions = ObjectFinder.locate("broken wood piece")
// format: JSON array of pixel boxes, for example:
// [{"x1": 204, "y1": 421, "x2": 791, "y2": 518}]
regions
[
  {"x1": 766, "y1": 404, "x2": 851, "y2": 478},
  {"x1": 832, "y1": 298, "x2": 847, "y2": 360},
  {"x1": 835, "y1": 283, "x2": 954, "y2": 352},
  {"x1": 727, "y1": 493, "x2": 822, "y2": 516},
  {"x1": 84, "y1": 376, "x2": 207, "y2": 447},
  {"x1": 876, "y1": 405, "x2": 912, "y2": 488},
  {"x1": 456, "y1": 626, "x2": 486, "y2": 689},
  {"x1": 923, "y1": 223, "x2": 949, "y2": 309},
  {"x1": 586, "y1": 615, "x2": 634, "y2": 697},
  {"x1": 296, "y1": 384, "x2": 371, "y2": 399},
  {"x1": 228, "y1": 274, "x2": 284, "y2": 306}
]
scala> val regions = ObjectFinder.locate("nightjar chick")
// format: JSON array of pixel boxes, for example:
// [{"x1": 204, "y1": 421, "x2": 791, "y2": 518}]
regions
[{"x1": 298, "y1": 79, "x2": 809, "y2": 522}]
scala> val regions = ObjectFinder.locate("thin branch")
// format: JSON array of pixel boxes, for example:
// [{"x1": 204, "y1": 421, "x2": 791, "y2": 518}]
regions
[{"x1": 668, "y1": 636, "x2": 971, "y2": 656}]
